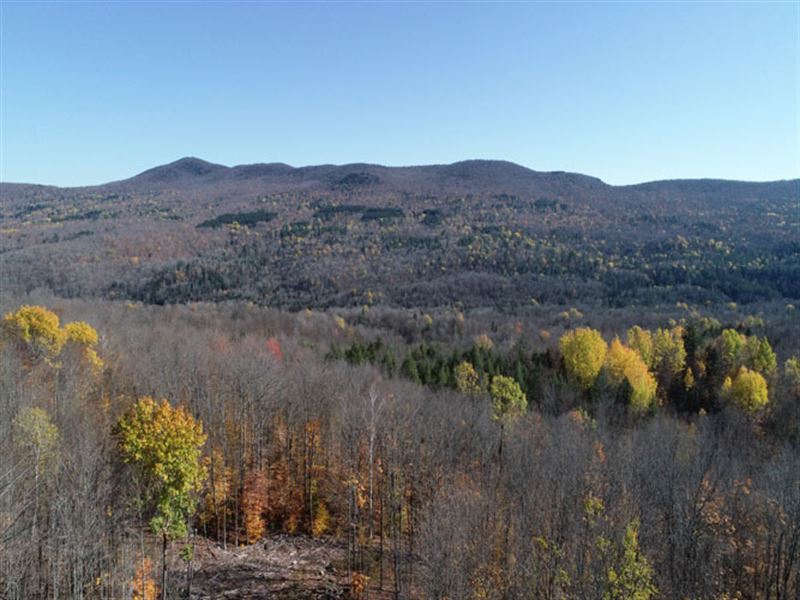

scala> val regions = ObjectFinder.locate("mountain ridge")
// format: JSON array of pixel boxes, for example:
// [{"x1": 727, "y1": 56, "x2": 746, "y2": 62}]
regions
[
  {"x1": 2, "y1": 156, "x2": 797, "y2": 190},
  {"x1": 1, "y1": 155, "x2": 797, "y2": 311}
]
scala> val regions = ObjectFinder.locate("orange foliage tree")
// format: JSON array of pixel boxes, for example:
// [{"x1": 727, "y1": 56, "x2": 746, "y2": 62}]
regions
[{"x1": 242, "y1": 468, "x2": 268, "y2": 543}]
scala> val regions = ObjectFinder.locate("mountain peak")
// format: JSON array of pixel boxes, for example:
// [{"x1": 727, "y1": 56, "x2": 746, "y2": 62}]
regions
[{"x1": 133, "y1": 157, "x2": 229, "y2": 183}]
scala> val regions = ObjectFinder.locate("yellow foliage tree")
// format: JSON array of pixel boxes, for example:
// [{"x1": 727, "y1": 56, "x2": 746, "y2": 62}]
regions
[
  {"x1": 63, "y1": 320, "x2": 104, "y2": 373},
  {"x1": 625, "y1": 360, "x2": 658, "y2": 415},
  {"x1": 651, "y1": 327, "x2": 686, "y2": 380},
  {"x1": 560, "y1": 328, "x2": 608, "y2": 389},
  {"x1": 2, "y1": 306, "x2": 104, "y2": 374},
  {"x1": 605, "y1": 339, "x2": 657, "y2": 414},
  {"x1": 116, "y1": 397, "x2": 208, "y2": 598},
  {"x1": 454, "y1": 361, "x2": 485, "y2": 395},
  {"x1": 723, "y1": 367, "x2": 768, "y2": 412},
  {"x1": 118, "y1": 397, "x2": 205, "y2": 471},
  {"x1": 626, "y1": 326, "x2": 653, "y2": 369},
  {"x1": 605, "y1": 338, "x2": 639, "y2": 386},
  {"x1": 1, "y1": 305, "x2": 65, "y2": 359},
  {"x1": 489, "y1": 375, "x2": 527, "y2": 424},
  {"x1": 64, "y1": 321, "x2": 99, "y2": 346}
]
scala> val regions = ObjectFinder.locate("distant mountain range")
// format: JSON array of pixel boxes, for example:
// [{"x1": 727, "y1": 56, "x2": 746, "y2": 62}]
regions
[
  {"x1": 3, "y1": 156, "x2": 797, "y2": 205},
  {"x1": 1, "y1": 156, "x2": 797, "y2": 310}
]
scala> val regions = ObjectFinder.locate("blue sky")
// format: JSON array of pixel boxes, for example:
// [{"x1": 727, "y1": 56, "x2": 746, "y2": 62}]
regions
[{"x1": 1, "y1": 1, "x2": 798, "y2": 186}]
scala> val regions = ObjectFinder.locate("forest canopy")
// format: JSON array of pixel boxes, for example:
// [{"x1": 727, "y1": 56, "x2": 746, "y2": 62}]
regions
[
  {"x1": 1, "y1": 157, "x2": 798, "y2": 599},
  {"x1": 1, "y1": 299, "x2": 798, "y2": 599}
]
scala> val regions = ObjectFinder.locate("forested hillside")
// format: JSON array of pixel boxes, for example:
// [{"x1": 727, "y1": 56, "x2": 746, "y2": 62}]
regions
[
  {"x1": 1, "y1": 158, "x2": 798, "y2": 309},
  {"x1": 1, "y1": 297, "x2": 799, "y2": 599},
  {"x1": 1, "y1": 159, "x2": 798, "y2": 599}
]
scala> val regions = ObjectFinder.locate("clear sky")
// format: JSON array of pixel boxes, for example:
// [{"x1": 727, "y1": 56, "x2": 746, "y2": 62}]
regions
[{"x1": 1, "y1": 1, "x2": 798, "y2": 186}]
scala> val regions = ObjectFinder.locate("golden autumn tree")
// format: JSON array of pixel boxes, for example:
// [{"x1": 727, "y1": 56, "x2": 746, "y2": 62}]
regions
[
  {"x1": 723, "y1": 367, "x2": 769, "y2": 413},
  {"x1": 626, "y1": 326, "x2": 654, "y2": 369},
  {"x1": 116, "y1": 397, "x2": 207, "y2": 599},
  {"x1": 454, "y1": 361, "x2": 485, "y2": 395},
  {"x1": 651, "y1": 327, "x2": 686, "y2": 382},
  {"x1": 63, "y1": 321, "x2": 98, "y2": 346},
  {"x1": 1, "y1": 305, "x2": 66, "y2": 361},
  {"x1": 59, "y1": 318, "x2": 106, "y2": 417},
  {"x1": 560, "y1": 327, "x2": 608, "y2": 389},
  {"x1": 1, "y1": 305, "x2": 104, "y2": 376},
  {"x1": 624, "y1": 360, "x2": 658, "y2": 415},
  {"x1": 605, "y1": 338, "x2": 658, "y2": 414},
  {"x1": 62, "y1": 320, "x2": 105, "y2": 376},
  {"x1": 605, "y1": 338, "x2": 639, "y2": 386}
]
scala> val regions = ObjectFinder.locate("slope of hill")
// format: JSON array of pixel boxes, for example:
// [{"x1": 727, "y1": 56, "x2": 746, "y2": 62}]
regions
[
  {"x1": 130, "y1": 156, "x2": 230, "y2": 183},
  {"x1": 1, "y1": 158, "x2": 797, "y2": 310}
]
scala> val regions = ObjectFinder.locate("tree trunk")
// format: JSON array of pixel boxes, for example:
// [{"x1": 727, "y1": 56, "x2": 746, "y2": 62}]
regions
[
  {"x1": 379, "y1": 478, "x2": 384, "y2": 590},
  {"x1": 392, "y1": 472, "x2": 400, "y2": 600},
  {"x1": 186, "y1": 519, "x2": 194, "y2": 600},
  {"x1": 161, "y1": 532, "x2": 167, "y2": 600}
]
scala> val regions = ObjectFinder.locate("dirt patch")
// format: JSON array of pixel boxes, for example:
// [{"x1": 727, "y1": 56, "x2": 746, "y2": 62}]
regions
[{"x1": 178, "y1": 535, "x2": 348, "y2": 599}]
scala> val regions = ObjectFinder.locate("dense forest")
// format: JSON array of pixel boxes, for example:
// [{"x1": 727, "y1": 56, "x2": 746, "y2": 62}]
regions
[
  {"x1": 1, "y1": 159, "x2": 798, "y2": 310},
  {"x1": 1, "y1": 296, "x2": 798, "y2": 599},
  {"x1": 1, "y1": 159, "x2": 798, "y2": 599}
]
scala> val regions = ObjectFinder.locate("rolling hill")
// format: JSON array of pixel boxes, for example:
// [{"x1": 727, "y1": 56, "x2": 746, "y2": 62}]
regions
[{"x1": 1, "y1": 158, "x2": 798, "y2": 310}]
